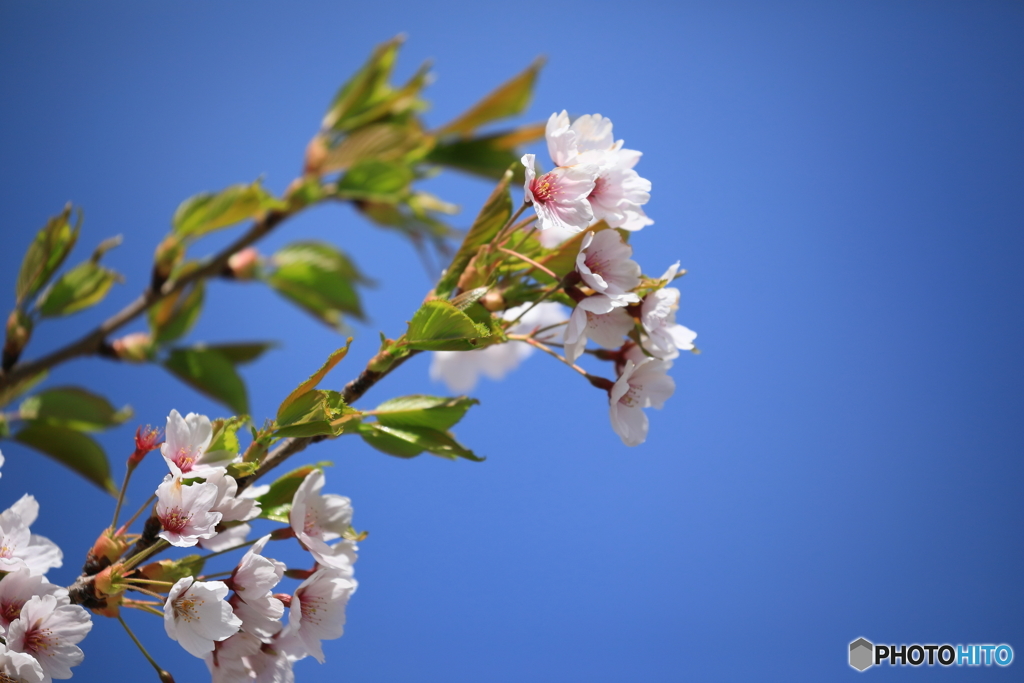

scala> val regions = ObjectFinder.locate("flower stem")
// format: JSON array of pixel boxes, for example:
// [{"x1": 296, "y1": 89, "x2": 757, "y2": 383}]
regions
[
  {"x1": 127, "y1": 586, "x2": 167, "y2": 601},
  {"x1": 492, "y1": 202, "x2": 529, "y2": 245},
  {"x1": 111, "y1": 462, "x2": 138, "y2": 529},
  {"x1": 497, "y1": 247, "x2": 558, "y2": 281},
  {"x1": 117, "y1": 614, "x2": 174, "y2": 681},
  {"x1": 123, "y1": 539, "x2": 169, "y2": 571},
  {"x1": 126, "y1": 578, "x2": 176, "y2": 588},
  {"x1": 123, "y1": 493, "x2": 157, "y2": 531},
  {"x1": 199, "y1": 538, "x2": 259, "y2": 561},
  {"x1": 508, "y1": 335, "x2": 588, "y2": 377}
]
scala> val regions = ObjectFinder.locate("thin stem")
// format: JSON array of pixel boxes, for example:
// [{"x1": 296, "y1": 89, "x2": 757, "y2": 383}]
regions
[
  {"x1": 123, "y1": 494, "x2": 156, "y2": 531},
  {"x1": 531, "y1": 320, "x2": 568, "y2": 337},
  {"x1": 124, "y1": 539, "x2": 169, "y2": 571},
  {"x1": 0, "y1": 203, "x2": 298, "y2": 390},
  {"x1": 123, "y1": 601, "x2": 165, "y2": 617},
  {"x1": 127, "y1": 586, "x2": 167, "y2": 601},
  {"x1": 492, "y1": 203, "x2": 529, "y2": 246},
  {"x1": 111, "y1": 463, "x2": 138, "y2": 529},
  {"x1": 505, "y1": 284, "x2": 560, "y2": 328},
  {"x1": 503, "y1": 223, "x2": 538, "y2": 253},
  {"x1": 118, "y1": 614, "x2": 175, "y2": 683},
  {"x1": 497, "y1": 247, "x2": 558, "y2": 281},
  {"x1": 126, "y1": 578, "x2": 176, "y2": 588},
  {"x1": 199, "y1": 538, "x2": 258, "y2": 561},
  {"x1": 507, "y1": 335, "x2": 590, "y2": 378},
  {"x1": 198, "y1": 570, "x2": 234, "y2": 580}
]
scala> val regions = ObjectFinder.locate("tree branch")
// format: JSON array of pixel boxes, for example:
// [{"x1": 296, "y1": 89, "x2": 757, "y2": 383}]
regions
[{"x1": 0, "y1": 206, "x2": 295, "y2": 390}]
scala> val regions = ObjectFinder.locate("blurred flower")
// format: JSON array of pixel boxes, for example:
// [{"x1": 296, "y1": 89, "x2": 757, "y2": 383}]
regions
[
  {"x1": 289, "y1": 471, "x2": 357, "y2": 573},
  {"x1": 431, "y1": 302, "x2": 566, "y2": 392},
  {"x1": 0, "y1": 498, "x2": 62, "y2": 575},
  {"x1": 641, "y1": 263, "x2": 696, "y2": 359},
  {"x1": 164, "y1": 578, "x2": 241, "y2": 658}
]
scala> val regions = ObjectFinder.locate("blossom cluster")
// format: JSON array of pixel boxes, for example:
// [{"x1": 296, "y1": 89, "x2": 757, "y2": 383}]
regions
[
  {"x1": 432, "y1": 112, "x2": 696, "y2": 446},
  {"x1": 144, "y1": 410, "x2": 358, "y2": 681},
  {"x1": 0, "y1": 451, "x2": 93, "y2": 683}
]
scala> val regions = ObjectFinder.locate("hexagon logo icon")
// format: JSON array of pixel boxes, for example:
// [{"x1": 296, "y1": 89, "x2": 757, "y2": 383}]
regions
[{"x1": 849, "y1": 638, "x2": 874, "y2": 671}]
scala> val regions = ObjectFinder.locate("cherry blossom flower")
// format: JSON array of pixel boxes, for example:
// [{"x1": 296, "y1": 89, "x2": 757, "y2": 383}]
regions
[
  {"x1": 230, "y1": 535, "x2": 285, "y2": 640},
  {"x1": 248, "y1": 635, "x2": 305, "y2": 683},
  {"x1": 289, "y1": 471, "x2": 357, "y2": 573},
  {"x1": 0, "y1": 642, "x2": 45, "y2": 683},
  {"x1": 522, "y1": 153, "x2": 598, "y2": 234},
  {"x1": 641, "y1": 262, "x2": 697, "y2": 360},
  {"x1": 7, "y1": 594, "x2": 92, "y2": 681},
  {"x1": 155, "y1": 475, "x2": 223, "y2": 547},
  {"x1": 430, "y1": 302, "x2": 566, "y2": 392},
  {"x1": 576, "y1": 230, "x2": 641, "y2": 303},
  {"x1": 609, "y1": 357, "x2": 676, "y2": 447},
  {"x1": 164, "y1": 578, "x2": 242, "y2": 658},
  {"x1": 282, "y1": 568, "x2": 356, "y2": 663},
  {"x1": 161, "y1": 409, "x2": 227, "y2": 477},
  {"x1": 205, "y1": 631, "x2": 261, "y2": 683},
  {"x1": 0, "y1": 510, "x2": 62, "y2": 576},
  {"x1": 544, "y1": 112, "x2": 652, "y2": 231},
  {"x1": 564, "y1": 295, "x2": 635, "y2": 363},
  {"x1": 197, "y1": 470, "x2": 261, "y2": 551},
  {"x1": 0, "y1": 568, "x2": 68, "y2": 635}
]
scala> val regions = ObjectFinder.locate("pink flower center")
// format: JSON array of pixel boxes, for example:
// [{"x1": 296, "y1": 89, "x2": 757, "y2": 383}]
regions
[
  {"x1": 531, "y1": 174, "x2": 557, "y2": 203},
  {"x1": 303, "y1": 509, "x2": 319, "y2": 537},
  {"x1": 589, "y1": 174, "x2": 607, "y2": 200},
  {"x1": 174, "y1": 447, "x2": 196, "y2": 472},
  {"x1": 23, "y1": 625, "x2": 55, "y2": 655},
  {"x1": 0, "y1": 538, "x2": 14, "y2": 560},
  {"x1": 0, "y1": 599, "x2": 21, "y2": 624},
  {"x1": 300, "y1": 593, "x2": 325, "y2": 627},
  {"x1": 160, "y1": 507, "x2": 193, "y2": 534},
  {"x1": 619, "y1": 383, "x2": 643, "y2": 408}
]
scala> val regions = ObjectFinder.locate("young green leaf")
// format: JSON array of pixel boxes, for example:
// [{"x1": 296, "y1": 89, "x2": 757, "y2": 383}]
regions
[
  {"x1": 358, "y1": 423, "x2": 483, "y2": 461},
  {"x1": 200, "y1": 342, "x2": 276, "y2": 366},
  {"x1": 322, "y1": 36, "x2": 403, "y2": 132},
  {"x1": 163, "y1": 347, "x2": 249, "y2": 414},
  {"x1": 277, "y1": 340, "x2": 353, "y2": 418},
  {"x1": 372, "y1": 395, "x2": 478, "y2": 431},
  {"x1": 275, "y1": 389, "x2": 358, "y2": 439},
  {"x1": 18, "y1": 387, "x2": 132, "y2": 432},
  {"x1": 321, "y1": 122, "x2": 431, "y2": 174},
  {"x1": 336, "y1": 159, "x2": 414, "y2": 203},
  {"x1": 172, "y1": 181, "x2": 284, "y2": 238},
  {"x1": 16, "y1": 205, "x2": 82, "y2": 306},
  {"x1": 35, "y1": 261, "x2": 121, "y2": 317},
  {"x1": 435, "y1": 58, "x2": 544, "y2": 137},
  {"x1": 427, "y1": 124, "x2": 545, "y2": 183},
  {"x1": 14, "y1": 422, "x2": 116, "y2": 494},
  {"x1": 147, "y1": 281, "x2": 205, "y2": 344},
  {"x1": 207, "y1": 415, "x2": 249, "y2": 461},
  {"x1": 404, "y1": 300, "x2": 490, "y2": 351},
  {"x1": 265, "y1": 242, "x2": 368, "y2": 328},
  {"x1": 434, "y1": 169, "x2": 513, "y2": 298}
]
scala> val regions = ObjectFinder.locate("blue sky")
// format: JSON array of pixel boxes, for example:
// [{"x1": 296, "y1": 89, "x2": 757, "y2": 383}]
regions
[{"x1": 1, "y1": 2, "x2": 1022, "y2": 681}]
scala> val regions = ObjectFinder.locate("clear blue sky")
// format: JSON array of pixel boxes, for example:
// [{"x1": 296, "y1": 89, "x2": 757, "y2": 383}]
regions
[{"x1": 1, "y1": 2, "x2": 1022, "y2": 681}]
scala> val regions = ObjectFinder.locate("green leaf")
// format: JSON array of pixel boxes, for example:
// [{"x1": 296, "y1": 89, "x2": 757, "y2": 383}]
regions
[
  {"x1": 321, "y1": 122, "x2": 431, "y2": 174},
  {"x1": 436, "y1": 59, "x2": 544, "y2": 137},
  {"x1": 172, "y1": 181, "x2": 284, "y2": 238},
  {"x1": 336, "y1": 159, "x2": 414, "y2": 203},
  {"x1": 147, "y1": 281, "x2": 204, "y2": 344},
  {"x1": 36, "y1": 261, "x2": 120, "y2": 317},
  {"x1": 0, "y1": 369, "x2": 47, "y2": 409},
  {"x1": 322, "y1": 36, "x2": 403, "y2": 132},
  {"x1": 275, "y1": 389, "x2": 357, "y2": 439},
  {"x1": 435, "y1": 169, "x2": 513, "y2": 298},
  {"x1": 427, "y1": 124, "x2": 545, "y2": 183},
  {"x1": 277, "y1": 341, "x2": 352, "y2": 418},
  {"x1": 18, "y1": 387, "x2": 132, "y2": 432},
  {"x1": 404, "y1": 299, "x2": 490, "y2": 351},
  {"x1": 265, "y1": 242, "x2": 369, "y2": 328},
  {"x1": 373, "y1": 395, "x2": 478, "y2": 431},
  {"x1": 256, "y1": 462, "x2": 332, "y2": 522},
  {"x1": 14, "y1": 422, "x2": 115, "y2": 494},
  {"x1": 198, "y1": 342, "x2": 275, "y2": 366},
  {"x1": 163, "y1": 347, "x2": 249, "y2": 414},
  {"x1": 16, "y1": 205, "x2": 81, "y2": 306},
  {"x1": 207, "y1": 415, "x2": 248, "y2": 461},
  {"x1": 359, "y1": 423, "x2": 483, "y2": 462}
]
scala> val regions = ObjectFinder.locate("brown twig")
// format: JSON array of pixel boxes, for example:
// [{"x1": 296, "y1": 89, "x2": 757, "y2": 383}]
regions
[{"x1": 0, "y1": 207, "x2": 294, "y2": 390}]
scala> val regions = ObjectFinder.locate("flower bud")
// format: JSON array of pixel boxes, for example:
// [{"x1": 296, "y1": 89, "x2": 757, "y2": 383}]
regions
[
  {"x1": 224, "y1": 247, "x2": 260, "y2": 280},
  {"x1": 273, "y1": 593, "x2": 292, "y2": 608},
  {"x1": 130, "y1": 424, "x2": 164, "y2": 465},
  {"x1": 152, "y1": 235, "x2": 185, "y2": 290},
  {"x1": 94, "y1": 563, "x2": 129, "y2": 596},
  {"x1": 138, "y1": 554, "x2": 205, "y2": 584},
  {"x1": 90, "y1": 528, "x2": 130, "y2": 567},
  {"x1": 3, "y1": 309, "x2": 33, "y2": 371},
  {"x1": 304, "y1": 135, "x2": 328, "y2": 176},
  {"x1": 481, "y1": 289, "x2": 505, "y2": 312},
  {"x1": 111, "y1": 332, "x2": 156, "y2": 363}
]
